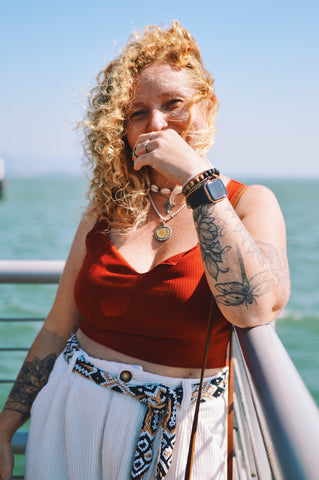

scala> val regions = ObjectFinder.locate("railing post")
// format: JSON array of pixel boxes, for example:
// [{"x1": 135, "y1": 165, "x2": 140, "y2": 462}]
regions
[{"x1": 236, "y1": 325, "x2": 319, "y2": 480}]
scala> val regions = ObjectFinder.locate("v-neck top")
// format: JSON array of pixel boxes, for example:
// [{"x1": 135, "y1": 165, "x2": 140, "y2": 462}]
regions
[{"x1": 75, "y1": 179, "x2": 246, "y2": 368}]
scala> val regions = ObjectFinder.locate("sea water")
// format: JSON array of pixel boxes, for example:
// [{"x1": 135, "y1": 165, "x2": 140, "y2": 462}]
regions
[{"x1": 0, "y1": 175, "x2": 318, "y2": 410}]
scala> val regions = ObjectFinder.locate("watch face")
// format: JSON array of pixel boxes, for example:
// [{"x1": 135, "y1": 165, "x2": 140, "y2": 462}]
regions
[{"x1": 204, "y1": 178, "x2": 228, "y2": 202}]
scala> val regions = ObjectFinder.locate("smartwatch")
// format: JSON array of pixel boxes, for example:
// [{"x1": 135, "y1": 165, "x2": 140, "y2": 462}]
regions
[{"x1": 186, "y1": 177, "x2": 228, "y2": 209}]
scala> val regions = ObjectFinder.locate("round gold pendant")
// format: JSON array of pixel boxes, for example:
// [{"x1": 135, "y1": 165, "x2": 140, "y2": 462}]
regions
[{"x1": 155, "y1": 225, "x2": 172, "y2": 241}]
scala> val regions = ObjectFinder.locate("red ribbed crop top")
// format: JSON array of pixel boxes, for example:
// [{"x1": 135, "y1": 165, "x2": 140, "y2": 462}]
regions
[{"x1": 75, "y1": 179, "x2": 246, "y2": 368}]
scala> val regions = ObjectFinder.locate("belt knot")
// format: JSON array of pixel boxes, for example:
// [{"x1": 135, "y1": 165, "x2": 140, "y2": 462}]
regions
[{"x1": 129, "y1": 384, "x2": 181, "y2": 479}]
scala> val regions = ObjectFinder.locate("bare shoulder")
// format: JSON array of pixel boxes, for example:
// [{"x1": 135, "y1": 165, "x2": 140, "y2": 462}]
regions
[
  {"x1": 72, "y1": 209, "x2": 97, "y2": 247},
  {"x1": 234, "y1": 184, "x2": 282, "y2": 220},
  {"x1": 232, "y1": 183, "x2": 287, "y2": 249},
  {"x1": 64, "y1": 211, "x2": 97, "y2": 273},
  {"x1": 78, "y1": 208, "x2": 98, "y2": 233}
]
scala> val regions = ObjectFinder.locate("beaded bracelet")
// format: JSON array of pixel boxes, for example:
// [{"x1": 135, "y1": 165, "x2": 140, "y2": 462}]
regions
[
  {"x1": 184, "y1": 178, "x2": 209, "y2": 200},
  {"x1": 182, "y1": 168, "x2": 220, "y2": 196}
]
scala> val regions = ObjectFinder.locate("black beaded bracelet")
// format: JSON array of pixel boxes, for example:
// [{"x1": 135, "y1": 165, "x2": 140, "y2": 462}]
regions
[{"x1": 182, "y1": 168, "x2": 220, "y2": 196}]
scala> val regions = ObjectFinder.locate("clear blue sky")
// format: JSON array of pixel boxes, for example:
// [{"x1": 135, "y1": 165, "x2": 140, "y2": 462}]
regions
[{"x1": 1, "y1": 0, "x2": 318, "y2": 177}]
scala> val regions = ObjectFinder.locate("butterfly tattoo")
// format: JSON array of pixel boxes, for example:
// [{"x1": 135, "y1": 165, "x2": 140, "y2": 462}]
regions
[{"x1": 215, "y1": 245, "x2": 275, "y2": 309}]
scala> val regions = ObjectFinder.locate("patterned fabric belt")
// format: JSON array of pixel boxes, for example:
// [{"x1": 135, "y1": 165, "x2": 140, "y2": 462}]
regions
[{"x1": 63, "y1": 334, "x2": 228, "y2": 480}]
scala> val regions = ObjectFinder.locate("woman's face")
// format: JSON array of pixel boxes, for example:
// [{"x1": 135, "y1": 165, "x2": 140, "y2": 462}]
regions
[{"x1": 126, "y1": 63, "x2": 207, "y2": 149}]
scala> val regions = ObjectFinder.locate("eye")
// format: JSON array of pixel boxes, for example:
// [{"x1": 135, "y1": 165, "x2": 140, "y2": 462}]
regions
[
  {"x1": 165, "y1": 99, "x2": 183, "y2": 110},
  {"x1": 129, "y1": 109, "x2": 147, "y2": 120}
]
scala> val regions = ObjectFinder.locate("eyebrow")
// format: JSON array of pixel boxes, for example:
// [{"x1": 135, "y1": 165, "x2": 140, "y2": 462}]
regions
[
  {"x1": 129, "y1": 101, "x2": 146, "y2": 109},
  {"x1": 130, "y1": 92, "x2": 188, "y2": 107}
]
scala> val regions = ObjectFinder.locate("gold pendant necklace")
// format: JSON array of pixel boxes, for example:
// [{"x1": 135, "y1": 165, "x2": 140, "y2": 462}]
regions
[{"x1": 149, "y1": 193, "x2": 186, "y2": 241}]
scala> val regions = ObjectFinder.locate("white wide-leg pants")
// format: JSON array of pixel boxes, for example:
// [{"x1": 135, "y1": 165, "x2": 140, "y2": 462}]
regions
[{"x1": 25, "y1": 345, "x2": 228, "y2": 480}]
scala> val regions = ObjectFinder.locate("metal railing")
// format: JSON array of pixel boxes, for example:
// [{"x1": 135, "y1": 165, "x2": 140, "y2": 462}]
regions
[
  {"x1": 0, "y1": 261, "x2": 64, "y2": 480},
  {"x1": 235, "y1": 326, "x2": 319, "y2": 479},
  {"x1": 0, "y1": 260, "x2": 64, "y2": 284},
  {"x1": 1, "y1": 260, "x2": 319, "y2": 479},
  {"x1": 232, "y1": 330, "x2": 281, "y2": 479}
]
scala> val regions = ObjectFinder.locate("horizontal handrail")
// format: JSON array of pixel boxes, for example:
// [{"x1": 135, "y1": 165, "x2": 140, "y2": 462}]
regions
[
  {"x1": 0, "y1": 348, "x2": 29, "y2": 352},
  {"x1": 0, "y1": 318, "x2": 44, "y2": 322},
  {"x1": 12, "y1": 432, "x2": 28, "y2": 455},
  {"x1": 0, "y1": 260, "x2": 64, "y2": 283},
  {"x1": 236, "y1": 325, "x2": 319, "y2": 480},
  {"x1": 0, "y1": 379, "x2": 20, "y2": 384}
]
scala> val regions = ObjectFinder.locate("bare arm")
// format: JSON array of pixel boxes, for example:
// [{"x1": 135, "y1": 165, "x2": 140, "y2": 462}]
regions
[
  {"x1": 194, "y1": 184, "x2": 290, "y2": 327},
  {"x1": 0, "y1": 214, "x2": 94, "y2": 479},
  {"x1": 132, "y1": 130, "x2": 290, "y2": 327}
]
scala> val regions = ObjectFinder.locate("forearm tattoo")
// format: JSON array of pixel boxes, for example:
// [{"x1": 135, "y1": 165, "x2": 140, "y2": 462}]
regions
[
  {"x1": 215, "y1": 245, "x2": 274, "y2": 308},
  {"x1": 194, "y1": 203, "x2": 287, "y2": 310},
  {"x1": 193, "y1": 204, "x2": 231, "y2": 280},
  {"x1": 255, "y1": 241, "x2": 290, "y2": 296},
  {"x1": 4, "y1": 353, "x2": 57, "y2": 422}
]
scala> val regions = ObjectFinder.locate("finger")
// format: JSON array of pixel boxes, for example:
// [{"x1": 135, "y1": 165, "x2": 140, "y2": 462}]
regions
[
  {"x1": 132, "y1": 145, "x2": 139, "y2": 158},
  {"x1": 133, "y1": 152, "x2": 152, "y2": 171},
  {"x1": 133, "y1": 130, "x2": 160, "y2": 154},
  {"x1": 136, "y1": 131, "x2": 157, "y2": 144},
  {"x1": 133, "y1": 139, "x2": 155, "y2": 158}
]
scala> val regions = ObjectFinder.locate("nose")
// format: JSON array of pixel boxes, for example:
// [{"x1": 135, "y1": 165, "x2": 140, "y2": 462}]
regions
[{"x1": 147, "y1": 109, "x2": 168, "y2": 132}]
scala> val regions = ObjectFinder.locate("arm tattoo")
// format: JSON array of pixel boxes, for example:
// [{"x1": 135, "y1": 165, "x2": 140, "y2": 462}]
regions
[
  {"x1": 230, "y1": 211, "x2": 267, "y2": 264},
  {"x1": 227, "y1": 204, "x2": 289, "y2": 295},
  {"x1": 215, "y1": 245, "x2": 274, "y2": 308},
  {"x1": 4, "y1": 353, "x2": 57, "y2": 422},
  {"x1": 193, "y1": 204, "x2": 231, "y2": 280},
  {"x1": 256, "y1": 241, "x2": 290, "y2": 296}
]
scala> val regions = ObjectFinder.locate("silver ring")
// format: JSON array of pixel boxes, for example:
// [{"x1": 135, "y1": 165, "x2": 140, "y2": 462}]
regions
[
  {"x1": 144, "y1": 141, "x2": 149, "y2": 154},
  {"x1": 133, "y1": 146, "x2": 138, "y2": 157}
]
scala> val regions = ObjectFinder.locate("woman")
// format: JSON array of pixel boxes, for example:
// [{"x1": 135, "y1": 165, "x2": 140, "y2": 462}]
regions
[{"x1": 0, "y1": 21, "x2": 290, "y2": 480}]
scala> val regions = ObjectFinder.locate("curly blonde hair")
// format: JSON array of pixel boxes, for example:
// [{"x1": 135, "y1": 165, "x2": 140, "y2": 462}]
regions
[{"x1": 82, "y1": 20, "x2": 218, "y2": 229}]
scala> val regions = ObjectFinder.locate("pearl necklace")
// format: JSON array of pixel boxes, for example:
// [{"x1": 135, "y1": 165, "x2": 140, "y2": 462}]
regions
[{"x1": 149, "y1": 193, "x2": 186, "y2": 241}]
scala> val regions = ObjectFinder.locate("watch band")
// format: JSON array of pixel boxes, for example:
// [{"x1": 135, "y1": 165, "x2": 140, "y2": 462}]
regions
[{"x1": 186, "y1": 177, "x2": 228, "y2": 209}]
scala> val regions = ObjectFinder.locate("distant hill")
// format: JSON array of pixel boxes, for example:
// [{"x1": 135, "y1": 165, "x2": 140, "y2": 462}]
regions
[{"x1": 1, "y1": 153, "x2": 83, "y2": 177}]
